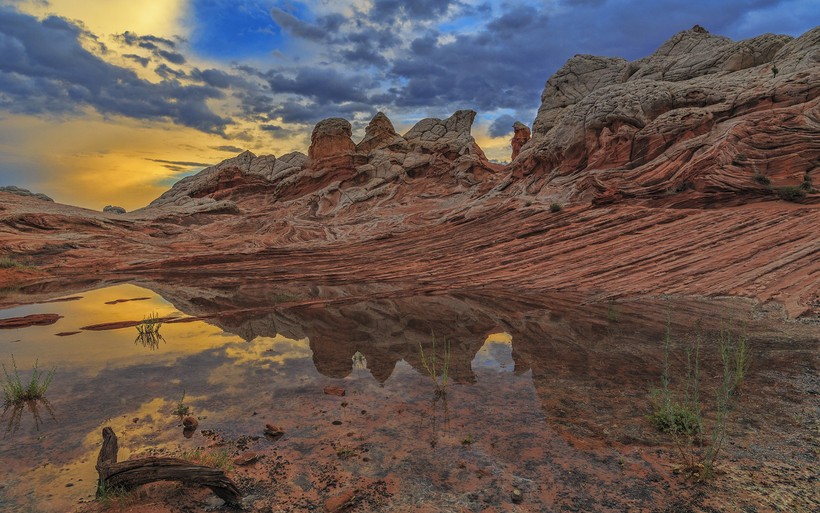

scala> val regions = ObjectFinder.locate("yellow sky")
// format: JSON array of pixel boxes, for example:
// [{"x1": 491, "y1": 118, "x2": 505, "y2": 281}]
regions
[
  {"x1": 3, "y1": 0, "x2": 513, "y2": 211},
  {"x1": 18, "y1": 0, "x2": 189, "y2": 39}
]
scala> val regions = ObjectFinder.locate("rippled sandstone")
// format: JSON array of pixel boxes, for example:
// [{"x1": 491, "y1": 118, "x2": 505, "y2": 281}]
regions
[{"x1": 0, "y1": 26, "x2": 818, "y2": 317}]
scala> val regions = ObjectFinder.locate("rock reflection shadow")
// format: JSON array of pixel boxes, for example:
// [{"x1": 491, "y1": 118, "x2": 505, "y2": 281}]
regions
[{"x1": 2, "y1": 397, "x2": 56, "y2": 436}]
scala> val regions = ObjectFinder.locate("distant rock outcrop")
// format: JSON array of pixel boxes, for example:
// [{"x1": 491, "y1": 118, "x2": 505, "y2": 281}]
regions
[
  {"x1": 355, "y1": 112, "x2": 401, "y2": 154},
  {"x1": 512, "y1": 25, "x2": 820, "y2": 206},
  {"x1": 149, "y1": 150, "x2": 307, "y2": 210},
  {"x1": 103, "y1": 205, "x2": 126, "y2": 214},
  {"x1": 511, "y1": 122, "x2": 530, "y2": 160},
  {"x1": 0, "y1": 186, "x2": 53, "y2": 202},
  {"x1": 308, "y1": 118, "x2": 356, "y2": 161}
]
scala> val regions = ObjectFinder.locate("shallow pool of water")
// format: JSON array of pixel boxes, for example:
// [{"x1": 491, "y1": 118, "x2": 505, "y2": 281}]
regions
[{"x1": 0, "y1": 282, "x2": 816, "y2": 512}]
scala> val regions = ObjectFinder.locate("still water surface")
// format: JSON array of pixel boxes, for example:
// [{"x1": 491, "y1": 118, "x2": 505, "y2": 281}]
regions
[{"x1": 0, "y1": 282, "x2": 816, "y2": 512}]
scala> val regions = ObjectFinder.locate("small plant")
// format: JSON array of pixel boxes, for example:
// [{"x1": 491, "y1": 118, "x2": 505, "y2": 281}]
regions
[
  {"x1": 461, "y1": 434, "x2": 475, "y2": 445},
  {"x1": 775, "y1": 185, "x2": 806, "y2": 202},
  {"x1": 549, "y1": 203, "x2": 562, "y2": 213},
  {"x1": 180, "y1": 447, "x2": 233, "y2": 471},
  {"x1": 648, "y1": 320, "x2": 751, "y2": 480},
  {"x1": 648, "y1": 318, "x2": 702, "y2": 438},
  {"x1": 136, "y1": 312, "x2": 162, "y2": 335},
  {"x1": 0, "y1": 257, "x2": 31, "y2": 269},
  {"x1": 771, "y1": 65, "x2": 778, "y2": 77},
  {"x1": 606, "y1": 300, "x2": 621, "y2": 323},
  {"x1": 800, "y1": 173, "x2": 813, "y2": 192},
  {"x1": 419, "y1": 332, "x2": 451, "y2": 399},
  {"x1": 753, "y1": 173, "x2": 770, "y2": 186},
  {"x1": 2, "y1": 356, "x2": 55, "y2": 406},
  {"x1": 172, "y1": 391, "x2": 190, "y2": 419},
  {"x1": 135, "y1": 312, "x2": 165, "y2": 349},
  {"x1": 336, "y1": 447, "x2": 357, "y2": 459},
  {"x1": 701, "y1": 329, "x2": 750, "y2": 478},
  {"x1": 96, "y1": 480, "x2": 139, "y2": 508}
]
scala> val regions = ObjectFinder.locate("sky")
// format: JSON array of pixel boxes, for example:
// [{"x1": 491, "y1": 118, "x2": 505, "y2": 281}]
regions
[{"x1": 0, "y1": 0, "x2": 817, "y2": 210}]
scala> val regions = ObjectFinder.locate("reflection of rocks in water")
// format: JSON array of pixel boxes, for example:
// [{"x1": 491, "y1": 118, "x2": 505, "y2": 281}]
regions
[
  {"x1": 136, "y1": 279, "x2": 819, "y2": 447},
  {"x1": 2, "y1": 398, "x2": 56, "y2": 436}
]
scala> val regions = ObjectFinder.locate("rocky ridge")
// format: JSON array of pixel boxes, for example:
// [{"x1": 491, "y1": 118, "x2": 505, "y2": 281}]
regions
[{"x1": 1, "y1": 26, "x2": 818, "y2": 316}]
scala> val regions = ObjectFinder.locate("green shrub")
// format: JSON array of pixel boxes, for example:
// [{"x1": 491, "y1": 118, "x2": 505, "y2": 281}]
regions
[
  {"x1": 775, "y1": 186, "x2": 806, "y2": 202},
  {"x1": 648, "y1": 320, "x2": 750, "y2": 480},
  {"x1": 753, "y1": 174, "x2": 770, "y2": 186},
  {"x1": 172, "y1": 390, "x2": 190, "y2": 419},
  {"x1": 2, "y1": 356, "x2": 55, "y2": 406},
  {"x1": 549, "y1": 203, "x2": 562, "y2": 213}
]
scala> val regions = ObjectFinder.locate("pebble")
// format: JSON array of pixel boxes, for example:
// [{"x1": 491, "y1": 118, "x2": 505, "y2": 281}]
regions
[{"x1": 324, "y1": 386, "x2": 346, "y2": 397}]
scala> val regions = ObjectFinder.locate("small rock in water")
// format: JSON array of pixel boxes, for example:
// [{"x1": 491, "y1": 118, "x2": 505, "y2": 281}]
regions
[
  {"x1": 182, "y1": 416, "x2": 198, "y2": 429},
  {"x1": 264, "y1": 424, "x2": 284, "y2": 440},
  {"x1": 233, "y1": 451, "x2": 260, "y2": 466},
  {"x1": 324, "y1": 488, "x2": 356, "y2": 512},
  {"x1": 511, "y1": 488, "x2": 523, "y2": 504},
  {"x1": 323, "y1": 386, "x2": 346, "y2": 397}
]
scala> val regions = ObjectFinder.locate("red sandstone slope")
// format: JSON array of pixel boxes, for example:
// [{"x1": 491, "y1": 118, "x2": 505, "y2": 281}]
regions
[{"x1": 0, "y1": 26, "x2": 818, "y2": 316}]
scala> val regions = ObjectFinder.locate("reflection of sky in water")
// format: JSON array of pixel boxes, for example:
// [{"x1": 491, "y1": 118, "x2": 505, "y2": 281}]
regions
[
  {"x1": 0, "y1": 285, "x2": 319, "y2": 512},
  {"x1": 472, "y1": 332, "x2": 514, "y2": 372},
  {"x1": 0, "y1": 284, "x2": 245, "y2": 373}
]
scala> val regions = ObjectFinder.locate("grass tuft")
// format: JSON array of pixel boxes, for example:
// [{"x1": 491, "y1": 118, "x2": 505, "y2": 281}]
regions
[
  {"x1": 0, "y1": 257, "x2": 32, "y2": 269},
  {"x1": 180, "y1": 447, "x2": 233, "y2": 471},
  {"x1": 2, "y1": 355, "x2": 55, "y2": 406},
  {"x1": 549, "y1": 203, "x2": 563, "y2": 213},
  {"x1": 419, "y1": 332, "x2": 450, "y2": 399}
]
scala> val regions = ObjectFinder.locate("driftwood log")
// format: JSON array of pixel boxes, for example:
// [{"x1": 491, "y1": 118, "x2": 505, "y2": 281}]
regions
[{"x1": 95, "y1": 426, "x2": 241, "y2": 506}]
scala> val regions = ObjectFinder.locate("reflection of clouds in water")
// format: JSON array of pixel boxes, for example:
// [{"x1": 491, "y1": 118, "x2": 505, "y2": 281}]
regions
[
  {"x1": 208, "y1": 334, "x2": 314, "y2": 391},
  {"x1": 471, "y1": 333, "x2": 514, "y2": 373},
  {"x1": 223, "y1": 335, "x2": 311, "y2": 367}
]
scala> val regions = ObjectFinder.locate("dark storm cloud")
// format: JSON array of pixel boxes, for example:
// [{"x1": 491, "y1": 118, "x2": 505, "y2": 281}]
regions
[
  {"x1": 211, "y1": 145, "x2": 245, "y2": 153},
  {"x1": 147, "y1": 158, "x2": 212, "y2": 167},
  {"x1": 117, "y1": 31, "x2": 177, "y2": 49},
  {"x1": 0, "y1": 7, "x2": 230, "y2": 134},
  {"x1": 368, "y1": 0, "x2": 462, "y2": 23},
  {"x1": 123, "y1": 54, "x2": 150, "y2": 67},
  {"x1": 489, "y1": 114, "x2": 518, "y2": 137},
  {"x1": 264, "y1": 68, "x2": 376, "y2": 105},
  {"x1": 158, "y1": 49, "x2": 186, "y2": 65},
  {"x1": 261, "y1": 0, "x2": 810, "y2": 127}
]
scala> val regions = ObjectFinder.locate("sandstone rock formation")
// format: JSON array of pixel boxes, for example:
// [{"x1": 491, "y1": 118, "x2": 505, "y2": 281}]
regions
[
  {"x1": 308, "y1": 118, "x2": 355, "y2": 161},
  {"x1": 103, "y1": 205, "x2": 126, "y2": 214},
  {"x1": 510, "y1": 121, "x2": 530, "y2": 160},
  {"x1": 0, "y1": 27, "x2": 817, "y2": 317},
  {"x1": 0, "y1": 186, "x2": 53, "y2": 202},
  {"x1": 512, "y1": 25, "x2": 820, "y2": 207},
  {"x1": 355, "y1": 112, "x2": 401, "y2": 154}
]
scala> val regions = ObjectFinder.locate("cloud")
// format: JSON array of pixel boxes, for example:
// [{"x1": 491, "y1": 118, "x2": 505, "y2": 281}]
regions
[
  {"x1": 489, "y1": 114, "x2": 518, "y2": 138},
  {"x1": 211, "y1": 145, "x2": 245, "y2": 153},
  {"x1": 0, "y1": 7, "x2": 230, "y2": 134}
]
